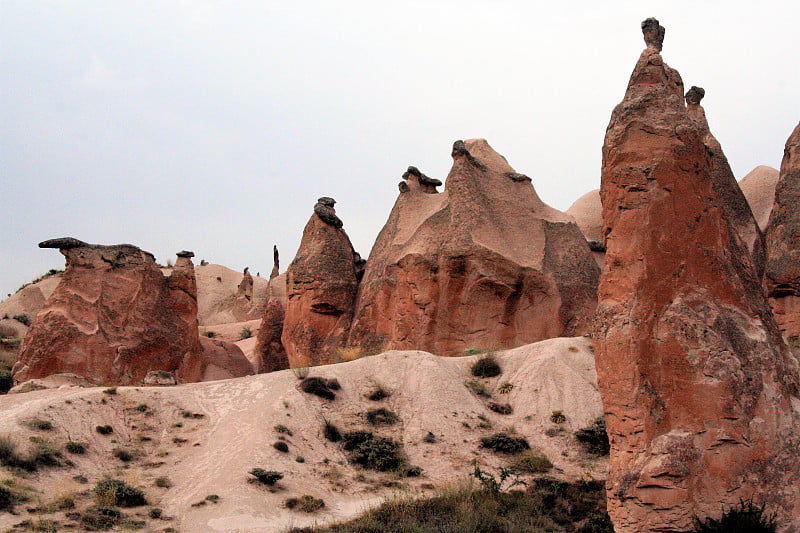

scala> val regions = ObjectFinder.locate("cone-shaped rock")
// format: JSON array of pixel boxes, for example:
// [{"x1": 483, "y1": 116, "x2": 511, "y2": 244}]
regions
[
  {"x1": 566, "y1": 188, "x2": 605, "y2": 266},
  {"x1": 595, "y1": 21, "x2": 800, "y2": 532},
  {"x1": 740, "y1": 165, "x2": 780, "y2": 231},
  {"x1": 254, "y1": 272, "x2": 289, "y2": 373},
  {"x1": 281, "y1": 198, "x2": 360, "y2": 367},
  {"x1": 236, "y1": 267, "x2": 254, "y2": 300},
  {"x1": 685, "y1": 86, "x2": 766, "y2": 277},
  {"x1": 765, "y1": 123, "x2": 800, "y2": 340},
  {"x1": 347, "y1": 139, "x2": 599, "y2": 356},
  {"x1": 13, "y1": 239, "x2": 204, "y2": 385}
]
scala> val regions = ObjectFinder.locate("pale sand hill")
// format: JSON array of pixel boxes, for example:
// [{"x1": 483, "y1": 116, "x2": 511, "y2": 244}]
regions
[
  {"x1": 0, "y1": 337, "x2": 604, "y2": 532},
  {"x1": 0, "y1": 276, "x2": 61, "y2": 338},
  {"x1": 739, "y1": 165, "x2": 780, "y2": 231},
  {"x1": 194, "y1": 264, "x2": 270, "y2": 326}
]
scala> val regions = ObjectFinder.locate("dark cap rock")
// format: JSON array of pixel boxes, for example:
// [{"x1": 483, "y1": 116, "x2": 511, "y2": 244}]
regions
[
  {"x1": 641, "y1": 17, "x2": 665, "y2": 51},
  {"x1": 685, "y1": 86, "x2": 705, "y2": 105}
]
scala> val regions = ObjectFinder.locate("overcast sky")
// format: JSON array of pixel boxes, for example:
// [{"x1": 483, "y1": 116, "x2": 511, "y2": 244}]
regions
[{"x1": 2, "y1": 0, "x2": 798, "y2": 298}]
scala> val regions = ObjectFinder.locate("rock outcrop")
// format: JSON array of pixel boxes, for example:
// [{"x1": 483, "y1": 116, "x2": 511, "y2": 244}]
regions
[
  {"x1": 269, "y1": 245, "x2": 280, "y2": 280},
  {"x1": 254, "y1": 273, "x2": 289, "y2": 373},
  {"x1": 347, "y1": 139, "x2": 599, "y2": 357},
  {"x1": 13, "y1": 238, "x2": 204, "y2": 385},
  {"x1": 765, "y1": 123, "x2": 800, "y2": 341},
  {"x1": 194, "y1": 264, "x2": 268, "y2": 326},
  {"x1": 566, "y1": 189, "x2": 604, "y2": 266},
  {"x1": 236, "y1": 267, "x2": 254, "y2": 301},
  {"x1": 281, "y1": 199, "x2": 361, "y2": 367},
  {"x1": 595, "y1": 19, "x2": 800, "y2": 532},
  {"x1": 685, "y1": 86, "x2": 766, "y2": 277},
  {"x1": 740, "y1": 165, "x2": 780, "y2": 231}
]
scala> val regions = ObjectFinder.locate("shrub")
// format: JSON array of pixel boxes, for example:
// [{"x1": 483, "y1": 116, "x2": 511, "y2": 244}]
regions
[
  {"x1": 497, "y1": 381, "x2": 514, "y2": 394},
  {"x1": 464, "y1": 379, "x2": 492, "y2": 398},
  {"x1": 0, "y1": 369, "x2": 12, "y2": 394},
  {"x1": 365, "y1": 407, "x2": 398, "y2": 426},
  {"x1": 25, "y1": 418, "x2": 53, "y2": 431},
  {"x1": 366, "y1": 380, "x2": 391, "y2": 401},
  {"x1": 402, "y1": 465, "x2": 423, "y2": 477},
  {"x1": 80, "y1": 506, "x2": 121, "y2": 530},
  {"x1": 488, "y1": 402, "x2": 513, "y2": 415},
  {"x1": 471, "y1": 461, "x2": 527, "y2": 493},
  {"x1": 149, "y1": 507, "x2": 163, "y2": 519},
  {"x1": 326, "y1": 378, "x2": 341, "y2": 390},
  {"x1": 95, "y1": 425, "x2": 113, "y2": 435},
  {"x1": 112, "y1": 447, "x2": 138, "y2": 462},
  {"x1": 471, "y1": 353, "x2": 501, "y2": 378},
  {"x1": 0, "y1": 485, "x2": 16, "y2": 511},
  {"x1": 685, "y1": 499, "x2": 778, "y2": 533},
  {"x1": 239, "y1": 327, "x2": 252, "y2": 340},
  {"x1": 290, "y1": 366, "x2": 310, "y2": 380},
  {"x1": 94, "y1": 479, "x2": 147, "y2": 507},
  {"x1": 154, "y1": 476, "x2": 172, "y2": 488},
  {"x1": 323, "y1": 420, "x2": 341, "y2": 442},
  {"x1": 274, "y1": 424, "x2": 293, "y2": 436},
  {"x1": 341, "y1": 431, "x2": 403, "y2": 471},
  {"x1": 574, "y1": 417, "x2": 610, "y2": 456},
  {"x1": 65, "y1": 441, "x2": 86, "y2": 454},
  {"x1": 273, "y1": 441, "x2": 289, "y2": 453},
  {"x1": 300, "y1": 377, "x2": 336, "y2": 400},
  {"x1": 509, "y1": 451, "x2": 553, "y2": 473},
  {"x1": 480, "y1": 433, "x2": 530, "y2": 454},
  {"x1": 203, "y1": 331, "x2": 217, "y2": 338},
  {"x1": 551, "y1": 410, "x2": 566, "y2": 424},
  {"x1": 285, "y1": 495, "x2": 325, "y2": 513},
  {"x1": 249, "y1": 468, "x2": 283, "y2": 485}
]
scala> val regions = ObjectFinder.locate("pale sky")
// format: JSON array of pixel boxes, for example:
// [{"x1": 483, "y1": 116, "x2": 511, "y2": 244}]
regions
[{"x1": 2, "y1": 0, "x2": 798, "y2": 297}]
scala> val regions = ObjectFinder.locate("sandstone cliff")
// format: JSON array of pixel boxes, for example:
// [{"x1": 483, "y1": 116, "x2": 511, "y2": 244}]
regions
[
  {"x1": 347, "y1": 140, "x2": 599, "y2": 356},
  {"x1": 595, "y1": 19, "x2": 800, "y2": 532}
]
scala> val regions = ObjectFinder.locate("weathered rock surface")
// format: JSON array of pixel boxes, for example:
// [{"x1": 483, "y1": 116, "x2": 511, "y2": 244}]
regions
[
  {"x1": 347, "y1": 139, "x2": 599, "y2": 357},
  {"x1": 143, "y1": 370, "x2": 178, "y2": 386},
  {"x1": 282, "y1": 199, "x2": 361, "y2": 367},
  {"x1": 765, "y1": 123, "x2": 800, "y2": 341},
  {"x1": 269, "y1": 245, "x2": 280, "y2": 280},
  {"x1": 595, "y1": 20, "x2": 800, "y2": 532},
  {"x1": 237, "y1": 267, "x2": 254, "y2": 301},
  {"x1": 13, "y1": 239, "x2": 205, "y2": 385},
  {"x1": 685, "y1": 86, "x2": 766, "y2": 277},
  {"x1": 740, "y1": 165, "x2": 780, "y2": 231},
  {"x1": 254, "y1": 273, "x2": 289, "y2": 373},
  {"x1": 194, "y1": 264, "x2": 269, "y2": 326},
  {"x1": 198, "y1": 336, "x2": 254, "y2": 381},
  {"x1": 566, "y1": 189, "x2": 604, "y2": 266}
]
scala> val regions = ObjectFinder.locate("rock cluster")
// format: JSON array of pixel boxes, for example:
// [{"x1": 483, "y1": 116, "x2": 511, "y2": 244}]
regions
[{"x1": 594, "y1": 19, "x2": 800, "y2": 532}]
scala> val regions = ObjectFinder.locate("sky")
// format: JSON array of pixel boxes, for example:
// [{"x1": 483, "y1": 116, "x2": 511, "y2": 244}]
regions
[{"x1": 1, "y1": 0, "x2": 798, "y2": 298}]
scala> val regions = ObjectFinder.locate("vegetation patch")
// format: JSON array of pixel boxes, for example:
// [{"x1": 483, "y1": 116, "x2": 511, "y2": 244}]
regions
[
  {"x1": 273, "y1": 441, "x2": 290, "y2": 453},
  {"x1": 574, "y1": 418, "x2": 610, "y2": 456},
  {"x1": 323, "y1": 420, "x2": 342, "y2": 442},
  {"x1": 551, "y1": 410, "x2": 567, "y2": 424},
  {"x1": 94, "y1": 479, "x2": 147, "y2": 507},
  {"x1": 480, "y1": 433, "x2": 530, "y2": 454},
  {"x1": 23, "y1": 418, "x2": 53, "y2": 431},
  {"x1": 239, "y1": 326, "x2": 253, "y2": 340},
  {"x1": 487, "y1": 401, "x2": 513, "y2": 415},
  {"x1": 509, "y1": 450, "x2": 553, "y2": 473},
  {"x1": 366, "y1": 380, "x2": 391, "y2": 401},
  {"x1": 300, "y1": 377, "x2": 337, "y2": 400},
  {"x1": 286, "y1": 495, "x2": 326, "y2": 513},
  {"x1": 464, "y1": 379, "x2": 491, "y2": 398},
  {"x1": 341, "y1": 431, "x2": 403, "y2": 472},
  {"x1": 470, "y1": 353, "x2": 501, "y2": 378},
  {"x1": 274, "y1": 424, "x2": 293, "y2": 436},
  {"x1": 683, "y1": 499, "x2": 778, "y2": 533},
  {"x1": 249, "y1": 468, "x2": 283, "y2": 486},
  {"x1": 365, "y1": 407, "x2": 399, "y2": 426},
  {"x1": 95, "y1": 425, "x2": 113, "y2": 435},
  {"x1": 65, "y1": 441, "x2": 86, "y2": 454}
]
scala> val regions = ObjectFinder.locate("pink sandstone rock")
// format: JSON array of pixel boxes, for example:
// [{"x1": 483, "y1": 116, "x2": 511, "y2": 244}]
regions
[{"x1": 595, "y1": 19, "x2": 800, "y2": 532}]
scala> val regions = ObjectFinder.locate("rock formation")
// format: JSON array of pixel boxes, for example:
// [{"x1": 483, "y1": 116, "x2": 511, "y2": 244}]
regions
[
  {"x1": 566, "y1": 189, "x2": 604, "y2": 266},
  {"x1": 684, "y1": 85, "x2": 766, "y2": 277},
  {"x1": 347, "y1": 139, "x2": 599, "y2": 357},
  {"x1": 13, "y1": 238, "x2": 204, "y2": 385},
  {"x1": 595, "y1": 20, "x2": 800, "y2": 532},
  {"x1": 254, "y1": 272, "x2": 289, "y2": 373},
  {"x1": 281, "y1": 198, "x2": 361, "y2": 367},
  {"x1": 197, "y1": 336, "x2": 254, "y2": 381},
  {"x1": 236, "y1": 267, "x2": 254, "y2": 300},
  {"x1": 269, "y1": 245, "x2": 280, "y2": 280},
  {"x1": 739, "y1": 165, "x2": 780, "y2": 231},
  {"x1": 765, "y1": 123, "x2": 800, "y2": 341}
]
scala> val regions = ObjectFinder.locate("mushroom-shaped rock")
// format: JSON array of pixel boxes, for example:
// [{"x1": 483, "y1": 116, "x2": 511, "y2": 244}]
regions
[
  {"x1": 595, "y1": 21, "x2": 800, "y2": 533},
  {"x1": 281, "y1": 200, "x2": 360, "y2": 367},
  {"x1": 346, "y1": 139, "x2": 599, "y2": 356},
  {"x1": 641, "y1": 17, "x2": 665, "y2": 51},
  {"x1": 13, "y1": 240, "x2": 205, "y2": 385},
  {"x1": 684, "y1": 86, "x2": 766, "y2": 277}
]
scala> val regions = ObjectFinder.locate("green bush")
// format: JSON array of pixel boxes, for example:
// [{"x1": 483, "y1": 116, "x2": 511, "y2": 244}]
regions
[
  {"x1": 685, "y1": 499, "x2": 778, "y2": 533},
  {"x1": 574, "y1": 417, "x2": 610, "y2": 456},
  {"x1": 80, "y1": 506, "x2": 121, "y2": 530},
  {"x1": 249, "y1": 468, "x2": 283, "y2": 485},
  {"x1": 94, "y1": 479, "x2": 147, "y2": 507},
  {"x1": 239, "y1": 327, "x2": 253, "y2": 340},
  {"x1": 471, "y1": 354, "x2": 501, "y2": 378},
  {"x1": 341, "y1": 431, "x2": 403, "y2": 471},
  {"x1": 286, "y1": 495, "x2": 326, "y2": 513},
  {"x1": 25, "y1": 418, "x2": 53, "y2": 431},
  {"x1": 480, "y1": 433, "x2": 530, "y2": 454}
]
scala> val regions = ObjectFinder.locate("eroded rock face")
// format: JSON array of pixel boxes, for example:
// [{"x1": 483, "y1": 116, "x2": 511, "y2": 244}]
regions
[
  {"x1": 347, "y1": 139, "x2": 599, "y2": 356},
  {"x1": 740, "y1": 165, "x2": 780, "y2": 231},
  {"x1": 765, "y1": 123, "x2": 800, "y2": 341},
  {"x1": 595, "y1": 21, "x2": 800, "y2": 532},
  {"x1": 13, "y1": 239, "x2": 204, "y2": 385},
  {"x1": 254, "y1": 273, "x2": 289, "y2": 373},
  {"x1": 566, "y1": 189, "x2": 604, "y2": 266},
  {"x1": 237, "y1": 267, "x2": 254, "y2": 301},
  {"x1": 281, "y1": 199, "x2": 360, "y2": 366},
  {"x1": 685, "y1": 86, "x2": 766, "y2": 277}
]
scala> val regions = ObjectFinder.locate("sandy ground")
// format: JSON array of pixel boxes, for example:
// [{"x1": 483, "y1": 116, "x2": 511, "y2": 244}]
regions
[{"x1": 0, "y1": 336, "x2": 605, "y2": 532}]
